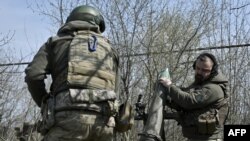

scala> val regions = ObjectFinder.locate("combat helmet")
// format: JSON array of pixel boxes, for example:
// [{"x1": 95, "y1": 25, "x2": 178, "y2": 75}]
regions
[{"x1": 66, "y1": 5, "x2": 105, "y2": 33}]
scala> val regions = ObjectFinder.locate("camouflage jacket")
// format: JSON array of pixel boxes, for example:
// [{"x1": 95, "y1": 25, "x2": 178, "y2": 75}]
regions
[{"x1": 25, "y1": 21, "x2": 120, "y2": 107}]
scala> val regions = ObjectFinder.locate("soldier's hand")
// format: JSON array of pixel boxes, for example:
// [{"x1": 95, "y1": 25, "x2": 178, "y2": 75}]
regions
[{"x1": 159, "y1": 78, "x2": 172, "y2": 87}]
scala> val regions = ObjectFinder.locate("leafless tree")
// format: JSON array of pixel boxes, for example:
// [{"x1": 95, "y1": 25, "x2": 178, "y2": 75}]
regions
[{"x1": 11, "y1": 0, "x2": 250, "y2": 140}]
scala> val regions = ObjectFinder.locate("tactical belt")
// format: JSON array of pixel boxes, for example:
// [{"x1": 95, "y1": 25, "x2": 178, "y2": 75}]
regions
[{"x1": 54, "y1": 103, "x2": 110, "y2": 116}]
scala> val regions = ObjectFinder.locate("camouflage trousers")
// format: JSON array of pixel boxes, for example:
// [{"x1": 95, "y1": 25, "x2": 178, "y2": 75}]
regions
[{"x1": 43, "y1": 111, "x2": 114, "y2": 141}]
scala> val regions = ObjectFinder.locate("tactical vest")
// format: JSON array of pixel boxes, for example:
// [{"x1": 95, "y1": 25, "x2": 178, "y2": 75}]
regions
[
  {"x1": 179, "y1": 83, "x2": 229, "y2": 138},
  {"x1": 67, "y1": 30, "x2": 118, "y2": 90}
]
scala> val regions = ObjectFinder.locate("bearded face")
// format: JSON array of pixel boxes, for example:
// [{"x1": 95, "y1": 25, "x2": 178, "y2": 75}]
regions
[
  {"x1": 194, "y1": 57, "x2": 213, "y2": 84},
  {"x1": 195, "y1": 73, "x2": 206, "y2": 83}
]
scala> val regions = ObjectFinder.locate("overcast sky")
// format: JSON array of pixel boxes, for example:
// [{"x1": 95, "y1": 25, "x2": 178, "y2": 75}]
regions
[{"x1": 0, "y1": 0, "x2": 52, "y2": 62}]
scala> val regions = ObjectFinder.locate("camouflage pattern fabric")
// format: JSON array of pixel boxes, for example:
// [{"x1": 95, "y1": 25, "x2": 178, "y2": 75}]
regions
[
  {"x1": 54, "y1": 89, "x2": 118, "y2": 113},
  {"x1": 67, "y1": 30, "x2": 117, "y2": 90},
  {"x1": 25, "y1": 20, "x2": 120, "y2": 141},
  {"x1": 41, "y1": 90, "x2": 117, "y2": 141},
  {"x1": 43, "y1": 111, "x2": 113, "y2": 141},
  {"x1": 24, "y1": 21, "x2": 119, "y2": 107}
]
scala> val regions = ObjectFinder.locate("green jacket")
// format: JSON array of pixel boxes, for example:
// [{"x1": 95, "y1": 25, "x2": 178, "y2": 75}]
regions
[
  {"x1": 170, "y1": 72, "x2": 229, "y2": 140},
  {"x1": 25, "y1": 21, "x2": 120, "y2": 107},
  {"x1": 141, "y1": 72, "x2": 229, "y2": 141}
]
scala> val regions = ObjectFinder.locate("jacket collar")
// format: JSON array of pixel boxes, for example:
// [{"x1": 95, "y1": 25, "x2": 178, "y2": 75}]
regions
[{"x1": 57, "y1": 21, "x2": 100, "y2": 34}]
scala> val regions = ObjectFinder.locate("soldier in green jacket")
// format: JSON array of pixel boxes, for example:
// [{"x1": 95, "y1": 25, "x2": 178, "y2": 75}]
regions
[
  {"x1": 139, "y1": 53, "x2": 229, "y2": 141},
  {"x1": 25, "y1": 5, "x2": 120, "y2": 141}
]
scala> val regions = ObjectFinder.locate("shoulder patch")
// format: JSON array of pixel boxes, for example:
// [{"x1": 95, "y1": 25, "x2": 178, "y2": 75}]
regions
[{"x1": 194, "y1": 89, "x2": 209, "y2": 103}]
